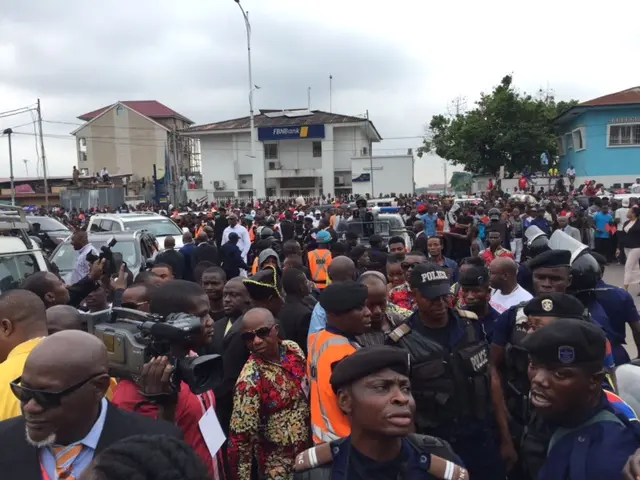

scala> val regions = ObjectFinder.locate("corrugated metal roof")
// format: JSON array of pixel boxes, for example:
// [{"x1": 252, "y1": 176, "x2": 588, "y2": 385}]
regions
[
  {"x1": 579, "y1": 87, "x2": 640, "y2": 107},
  {"x1": 182, "y1": 109, "x2": 381, "y2": 139},
  {"x1": 78, "y1": 101, "x2": 194, "y2": 124}
]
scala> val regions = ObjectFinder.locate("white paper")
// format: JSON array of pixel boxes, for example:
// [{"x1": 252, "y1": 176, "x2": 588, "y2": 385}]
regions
[{"x1": 198, "y1": 406, "x2": 226, "y2": 457}]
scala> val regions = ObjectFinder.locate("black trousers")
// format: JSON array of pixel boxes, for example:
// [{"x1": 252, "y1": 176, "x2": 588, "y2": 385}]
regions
[{"x1": 595, "y1": 237, "x2": 615, "y2": 262}]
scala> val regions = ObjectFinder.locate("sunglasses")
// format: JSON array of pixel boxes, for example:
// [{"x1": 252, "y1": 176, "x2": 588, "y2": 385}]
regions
[
  {"x1": 401, "y1": 262, "x2": 420, "y2": 270},
  {"x1": 241, "y1": 325, "x2": 275, "y2": 343},
  {"x1": 10, "y1": 373, "x2": 103, "y2": 409}
]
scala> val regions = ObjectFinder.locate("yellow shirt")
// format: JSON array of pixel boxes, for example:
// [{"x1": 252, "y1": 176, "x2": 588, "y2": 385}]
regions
[
  {"x1": 0, "y1": 337, "x2": 117, "y2": 421},
  {"x1": 0, "y1": 337, "x2": 44, "y2": 421}
]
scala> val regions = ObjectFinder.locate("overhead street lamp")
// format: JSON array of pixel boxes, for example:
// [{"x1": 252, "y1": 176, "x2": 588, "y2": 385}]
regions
[
  {"x1": 234, "y1": 0, "x2": 256, "y2": 160},
  {"x1": 2, "y1": 128, "x2": 16, "y2": 206}
]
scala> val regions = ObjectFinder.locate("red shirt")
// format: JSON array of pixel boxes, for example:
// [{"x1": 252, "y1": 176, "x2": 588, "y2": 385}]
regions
[
  {"x1": 113, "y1": 379, "x2": 223, "y2": 479},
  {"x1": 481, "y1": 248, "x2": 514, "y2": 264}
]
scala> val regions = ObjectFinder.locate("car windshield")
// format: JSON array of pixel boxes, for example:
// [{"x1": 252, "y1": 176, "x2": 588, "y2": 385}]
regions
[
  {"x1": 28, "y1": 217, "x2": 69, "y2": 232},
  {"x1": 123, "y1": 219, "x2": 181, "y2": 236},
  {"x1": 51, "y1": 240, "x2": 138, "y2": 272}
]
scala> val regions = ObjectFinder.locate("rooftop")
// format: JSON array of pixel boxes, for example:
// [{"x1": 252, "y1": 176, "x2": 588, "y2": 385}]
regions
[
  {"x1": 579, "y1": 87, "x2": 640, "y2": 107},
  {"x1": 182, "y1": 109, "x2": 382, "y2": 139},
  {"x1": 78, "y1": 101, "x2": 194, "y2": 125}
]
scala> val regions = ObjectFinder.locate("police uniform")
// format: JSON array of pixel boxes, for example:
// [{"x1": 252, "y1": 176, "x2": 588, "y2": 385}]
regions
[
  {"x1": 522, "y1": 319, "x2": 640, "y2": 479},
  {"x1": 458, "y1": 266, "x2": 501, "y2": 343},
  {"x1": 294, "y1": 346, "x2": 468, "y2": 480},
  {"x1": 385, "y1": 263, "x2": 504, "y2": 480}
]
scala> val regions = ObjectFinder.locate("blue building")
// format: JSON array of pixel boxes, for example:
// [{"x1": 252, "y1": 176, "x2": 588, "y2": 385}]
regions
[{"x1": 556, "y1": 87, "x2": 640, "y2": 187}]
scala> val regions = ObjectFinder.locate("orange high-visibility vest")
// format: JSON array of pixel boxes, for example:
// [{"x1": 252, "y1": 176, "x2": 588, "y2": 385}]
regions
[
  {"x1": 308, "y1": 249, "x2": 332, "y2": 289},
  {"x1": 308, "y1": 330, "x2": 358, "y2": 444},
  {"x1": 251, "y1": 258, "x2": 259, "y2": 275},
  {"x1": 249, "y1": 228, "x2": 256, "y2": 243}
]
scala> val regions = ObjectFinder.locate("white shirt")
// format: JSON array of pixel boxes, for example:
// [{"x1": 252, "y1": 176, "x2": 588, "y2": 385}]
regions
[
  {"x1": 221, "y1": 224, "x2": 251, "y2": 260},
  {"x1": 567, "y1": 167, "x2": 575, "y2": 176},
  {"x1": 100, "y1": 168, "x2": 109, "y2": 176},
  {"x1": 490, "y1": 285, "x2": 533, "y2": 314},
  {"x1": 616, "y1": 207, "x2": 630, "y2": 225},
  {"x1": 631, "y1": 182, "x2": 640, "y2": 194},
  {"x1": 68, "y1": 243, "x2": 99, "y2": 285}
]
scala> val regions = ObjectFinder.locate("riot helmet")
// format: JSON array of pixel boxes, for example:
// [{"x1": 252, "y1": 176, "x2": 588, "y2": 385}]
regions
[
  {"x1": 524, "y1": 225, "x2": 549, "y2": 258},
  {"x1": 548, "y1": 229, "x2": 600, "y2": 292}
]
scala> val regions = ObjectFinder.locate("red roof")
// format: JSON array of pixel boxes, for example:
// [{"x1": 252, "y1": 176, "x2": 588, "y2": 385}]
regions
[
  {"x1": 78, "y1": 101, "x2": 194, "y2": 125},
  {"x1": 579, "y1": 87, "x2": 640, "y2": 107}
]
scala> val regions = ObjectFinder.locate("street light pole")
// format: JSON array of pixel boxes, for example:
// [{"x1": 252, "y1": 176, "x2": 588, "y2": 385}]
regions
[
  {"x1": 234, "y1": 0, "x2": 256, "y2": 161},
  {"x1": 2, "y1": 128, "x2": 16, "y2": 206}
]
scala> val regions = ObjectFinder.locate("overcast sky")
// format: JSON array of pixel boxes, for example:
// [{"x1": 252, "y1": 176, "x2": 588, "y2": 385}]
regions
[{"x1": 1, "y1": 0, "x2": 639, "y2": 188}]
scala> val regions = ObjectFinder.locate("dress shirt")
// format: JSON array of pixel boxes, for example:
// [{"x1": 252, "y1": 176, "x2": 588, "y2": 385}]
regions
[
  {"x1": 68, "y1": 243, "x2": 98, "y2": 285},
  {"x1": 40, "y1": 397, "x2": 108, "y2": 480}
]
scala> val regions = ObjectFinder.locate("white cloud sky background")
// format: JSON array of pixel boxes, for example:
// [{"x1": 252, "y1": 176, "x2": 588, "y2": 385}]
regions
[{"x1": 1, "y1": 0, "x2": 640, "y2": 187}]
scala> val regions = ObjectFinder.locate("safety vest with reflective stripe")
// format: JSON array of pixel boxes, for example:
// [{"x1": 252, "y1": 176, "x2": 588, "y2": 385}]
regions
[
  {"x1": 251, "y1": 258, "x2": 259, "y2": 275},
  {"x1": 307, "y1": 330, "x2": 358, "y2": 444},
  {"x1": 308, "y1": 249, "x2": 332, "y2": 289}
]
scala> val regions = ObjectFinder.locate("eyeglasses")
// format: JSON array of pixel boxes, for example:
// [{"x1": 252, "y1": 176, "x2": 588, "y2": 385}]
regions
[
  {"x1": 241, "y1": 325, "x2": 275, "y2": 343},
  {"x1": 10, "y1": 373, "x2": 103, "y2": 409}
]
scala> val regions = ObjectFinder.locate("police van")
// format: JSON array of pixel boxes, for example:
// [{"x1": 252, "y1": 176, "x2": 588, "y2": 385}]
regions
[{"x1": 0, "y1": 206, "x2": 48, "y2": 293}]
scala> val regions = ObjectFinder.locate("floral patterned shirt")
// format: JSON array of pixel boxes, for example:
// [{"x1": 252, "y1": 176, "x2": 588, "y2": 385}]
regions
[
  {"x1": 228, "y1": 340, "x2": 310, "y2": 480},
  {"x1": 388, "y1": 282, "x2": 415, "y2": 311}
]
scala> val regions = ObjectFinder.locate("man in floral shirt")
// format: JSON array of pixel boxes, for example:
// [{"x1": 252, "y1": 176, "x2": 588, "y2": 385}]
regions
[
  {"x1": 387, "y1": 251, "x2": 428, "y2": 311},
  {"x1": 229, "y1": 307, "x2": 310, "y2": 480}
]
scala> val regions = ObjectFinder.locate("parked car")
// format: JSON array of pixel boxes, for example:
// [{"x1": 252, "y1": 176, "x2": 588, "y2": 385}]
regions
[
  {"x1": 26, "y1": 215, "x2": 72, "y2": 254},
  {"x1": 50, "y1": 231, "x2": 156, "y2": 283},
  {"x1": 87, "y1": 213, "x2": 185, "y2": 249}
]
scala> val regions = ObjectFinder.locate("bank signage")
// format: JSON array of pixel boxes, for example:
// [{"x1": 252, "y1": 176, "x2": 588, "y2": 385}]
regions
[{"x1": 258, "y1": 124, "x2": 325, "y2": 141}]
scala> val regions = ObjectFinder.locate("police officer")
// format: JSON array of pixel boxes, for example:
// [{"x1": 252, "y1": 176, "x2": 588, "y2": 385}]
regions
[
  {"x1": 386, "y1": 263, "x2": 505, "y2": 479},
  {"x1": 294, "y1": 345, "x2": 467, "y2": 480},
  {"x1": 523, "y1": 319, "x2": 640, "y2": 479},
  {"x1": 459, "y1": 265, "x2": 501, "y2": 343}
]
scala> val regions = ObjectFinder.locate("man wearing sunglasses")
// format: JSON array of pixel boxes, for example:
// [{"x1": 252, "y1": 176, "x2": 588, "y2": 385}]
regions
[
  {"x1": 0, "y1": 330, "x2": 181, "y2": 480},
  {"x1": 387, "y1": 251, "x2": 428, "y2": 311}
]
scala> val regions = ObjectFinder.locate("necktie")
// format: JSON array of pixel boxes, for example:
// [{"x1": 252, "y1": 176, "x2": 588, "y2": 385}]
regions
[{"x1": 53, "y1": 445, "x2": 84, "y2": 479}]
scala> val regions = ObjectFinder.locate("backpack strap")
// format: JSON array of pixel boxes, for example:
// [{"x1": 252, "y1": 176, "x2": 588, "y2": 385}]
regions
[
  {"x1": 388, "y1": 322, "x2": 412, "y2": 343},
  {"x1": 455, "y1": 308, "x2": 478, "y2": 321}
]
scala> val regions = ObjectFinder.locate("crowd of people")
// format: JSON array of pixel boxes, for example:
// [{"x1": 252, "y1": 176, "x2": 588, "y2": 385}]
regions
[{"x1": 3, "y1": 182, "x2": 640, "y2": 479}]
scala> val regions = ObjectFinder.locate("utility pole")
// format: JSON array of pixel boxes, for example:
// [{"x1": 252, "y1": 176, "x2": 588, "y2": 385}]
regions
[
  {"x1": 442, "y1": 96, "x2": 467, "y2": 193},
  {"x1": 23, "y1": 159, "x2": 29, "y2": 177},
  {"x1": 36, "y1": 99, "x2": 49, "y2": 208},
  {"x1": 172, "y1": 131, "x2": 181, "y2": 205},
  {"x1": 366, "y1": 110, "x2": 374, "y2": 197},
  {"x1": 234, "y1": 0, "x2": 256, "y2": 161},
  {"x1": 2, "y1": 128, "x2": 15, "y2": 206},
  {"x1": 329, "y1": 75, "x2": 333, "y2": 113},
  {"x1": 307, "y1": 87, "x2": 311, "y2": 110}
]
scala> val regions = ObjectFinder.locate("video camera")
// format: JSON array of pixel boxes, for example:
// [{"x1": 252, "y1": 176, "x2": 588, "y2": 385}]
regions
[
  {"x1": 86, "y1": 307, "x2": 222, "y2": 395},
  {"x1": 86, "y1": 236, "x2": 119, "y2": 277}
]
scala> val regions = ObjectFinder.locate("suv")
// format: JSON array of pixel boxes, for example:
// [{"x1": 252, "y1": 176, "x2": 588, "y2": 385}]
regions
[
  {"x1": 0, "y1": 206, "x2": 49, "y2": 293},
  {"x1": 50, "y1": 231, "x2": 157, "y2": 282},
  {"x1": 87, "y1": 213, "x2": 185, "y2": 249}
]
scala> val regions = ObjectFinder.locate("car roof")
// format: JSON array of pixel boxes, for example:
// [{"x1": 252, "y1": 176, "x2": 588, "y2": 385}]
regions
[
  {"x1": 92, "y1": 213, "x2": 163, "y2": 221},
  {"x1": 55, "y1": 232, "x2": 147, "y2": 244}
]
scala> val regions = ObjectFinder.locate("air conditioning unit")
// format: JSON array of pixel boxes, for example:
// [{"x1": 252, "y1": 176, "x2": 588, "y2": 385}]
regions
[
  {"x1": 213, "y1": 180, "x2": 226, "y2": 190},
  {"x1": 361, "y1": 146, "x2": 369, "y2": 156},
  {"x1": 335, "y1": 176, "x2": 345, "y2": 186},
  {"x1": 268, "y1": 162, "x2": 281, "y2": 170}
]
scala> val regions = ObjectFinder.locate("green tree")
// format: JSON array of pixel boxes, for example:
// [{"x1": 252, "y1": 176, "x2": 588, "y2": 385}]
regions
[
  {"x1": 450, "y1": 171, "x2": 473, "y2": 193},
  {"x1": 417, "y1": 76, "x2": 578, "y2": 175}
]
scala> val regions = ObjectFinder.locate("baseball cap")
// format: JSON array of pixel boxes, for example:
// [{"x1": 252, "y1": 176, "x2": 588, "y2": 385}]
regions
[{"x1": 409, "y1": 263, "x2": 450, "y2": 299}]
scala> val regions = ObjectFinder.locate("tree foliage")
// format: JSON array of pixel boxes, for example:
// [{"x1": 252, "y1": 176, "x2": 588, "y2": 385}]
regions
[
  {"x1": 417, "y1": 76, "x2": 579, "y2": 175},
  {"x1": 450, "y1": 171, "x2": 473, "y2": 193}
]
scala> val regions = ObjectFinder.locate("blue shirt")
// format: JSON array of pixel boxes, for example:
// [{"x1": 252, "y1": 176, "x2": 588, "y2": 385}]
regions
[
  {"x1": 594, "y1": 212, "x2": 613, "y2": 238},
  {"x1": 40, "y1": 397, "x2": 108, "y2": 479},
  {"x1": 420, "y1": 213, "x2": 438, "y2": 237},
  {"x1": 307, "y1": 302, "x2": 327, "y2": 339},
  {"x1": 530, "y1": 217, "x2": 551, "y2": 235},
  {"x1": 429, "y1": 256, "x2": 459, "y2": 285}
]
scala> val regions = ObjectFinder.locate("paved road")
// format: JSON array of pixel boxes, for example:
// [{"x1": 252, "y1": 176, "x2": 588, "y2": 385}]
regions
[{"x1": 603, "y1": 264, "x2": 640, "y2": 358}]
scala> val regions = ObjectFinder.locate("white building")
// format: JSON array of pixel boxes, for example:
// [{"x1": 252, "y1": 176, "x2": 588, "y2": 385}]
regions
[
  {"x1": 351, "y1": 154, "x2": 414, "y2": 197},
  {"x1": 182, "y1": 109, "x2": 412, "y2": 198}
]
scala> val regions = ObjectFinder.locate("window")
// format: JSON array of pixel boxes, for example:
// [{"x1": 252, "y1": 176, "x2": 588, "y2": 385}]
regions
[
  {"x1": 312, "y1": 141, "x2": 322, "y2": 157},
  {"x1": 0, "y1": 253, "x2": 40, "y2": 293},
  {"x1": 80, "y1": 152, "x2": 87, "y2": 162},
  {"x1": 557, "y1": 136, "x2": 565, "y2": 156},
  {"x1": 264, "y1": 143, "x2": 278, "y2": 159},
  {"x1": 572, "y1": 127, "x2": 586, "y2": 151},
  {"x1": 609, "y1": 123, "x2": 640, "y2": 146},
  {"x1": 564, "y1": 133, "x2": 573, "y2": 150},
  {"x1": 80, "y1": 168, "x2": 89, "y2": 176}
]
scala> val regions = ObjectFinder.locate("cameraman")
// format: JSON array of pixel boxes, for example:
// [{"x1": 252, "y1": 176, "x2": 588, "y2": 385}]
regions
[{"x1": 111, "y1": 280, "x2": 223, "y2": 479}]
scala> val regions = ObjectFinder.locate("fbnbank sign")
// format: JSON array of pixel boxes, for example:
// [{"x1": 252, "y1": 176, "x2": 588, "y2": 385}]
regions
[{"x1": 258, "y1": 124, "x2": 325, "y2": 141}]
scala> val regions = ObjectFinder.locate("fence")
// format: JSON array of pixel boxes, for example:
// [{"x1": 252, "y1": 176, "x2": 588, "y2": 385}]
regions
[{"x1": 60, "y1": 187, "x2": 125, "y2": 211}]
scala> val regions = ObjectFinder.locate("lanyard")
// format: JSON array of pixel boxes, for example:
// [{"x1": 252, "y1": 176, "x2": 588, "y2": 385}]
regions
[{"x1": 40, "y1": 461, "x2": 51, "y2": 480}]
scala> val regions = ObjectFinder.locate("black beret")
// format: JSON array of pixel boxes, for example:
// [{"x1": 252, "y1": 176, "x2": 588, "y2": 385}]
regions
[
  {"x1": 409, "y1": 263, "x2": 450, "y2": 299},
  {"x1": 243, "y1": 267, "x2": 282, "y2": 300},
  {"x1": 458, "y1": 265, "x2": 489, "y2": 287},
  {"x1": 521, "y1": 318, "x2": 606, "y2": 367},
  {"x1": 330, "y1": 346, "x2": 410, "y2": 393},
  {"x1": 524, "y1": 293, "x2": 585, "y2": 319},
  {"x1": 526, "y1": 249, "x2": 572, "y2": 271},
  {"x1": 320, "y1": 281, "x2": 368, "y2": 314}
]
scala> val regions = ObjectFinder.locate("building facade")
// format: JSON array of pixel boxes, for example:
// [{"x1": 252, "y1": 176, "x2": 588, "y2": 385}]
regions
[
  {"x1": 182, "y1": 109, "x2": 414, "y2": 198},
  {"x1": 72, "y1": 101, "x2": 200, "y2": 189},
  {"x1": 556, "y1": 87, "x2": 640, "y2": 187},
  {"x1": 351, "y1": 154, "x2": 414, "y2": 197}
]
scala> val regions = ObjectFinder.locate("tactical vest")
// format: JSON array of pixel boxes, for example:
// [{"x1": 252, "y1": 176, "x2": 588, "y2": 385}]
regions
[
  {"x1": 503, "y1": 302, "x2": 531, "y2": 425},
  {"x1": 386, "y1": 310, "x2": 491, "y2": 441}
]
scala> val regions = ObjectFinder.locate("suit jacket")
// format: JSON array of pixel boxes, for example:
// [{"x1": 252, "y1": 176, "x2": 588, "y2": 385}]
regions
[
  {"x1": 194, "y1": 242, "x2": 219, "y2": 267},
  {"x1": 563, "y1": 225, "x2": 583, "y2": 243},
  {"x1": 0, "y1": 402, "x2": 182, "y2": 480},
  {"x1": 155, "y1": 248, "x2": 185, "y2": 279},
  {"x1": 279, "y1": 296, "x2": 313, "y2": 356}
]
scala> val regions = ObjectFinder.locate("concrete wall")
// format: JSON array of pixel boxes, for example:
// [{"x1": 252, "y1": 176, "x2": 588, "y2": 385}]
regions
[
  {"x1": 75, "y1": 106, "x2": 167, "y2": 180},
  {"x1": 558, "y1": 106, "x2": 640, "y2": 184},
  {"x1": 351, "y1": 155, "x2": 414, "y2": 197}
]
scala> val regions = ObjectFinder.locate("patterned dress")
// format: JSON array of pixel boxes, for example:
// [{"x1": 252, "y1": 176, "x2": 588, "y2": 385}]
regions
[
  {"x1": 228, "y1": 340, "x2": 310, "y2": 480},
  {"x1": 388, "y1": 282, "x2": 415, "y2": 311}
]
